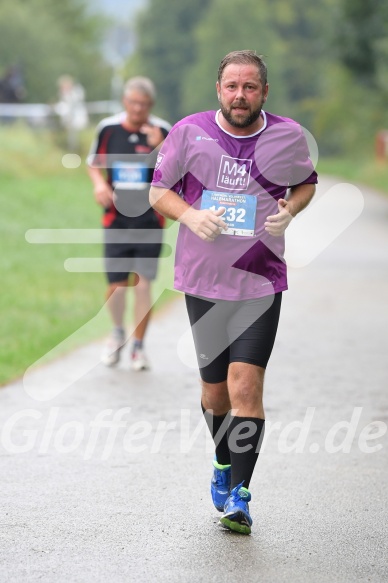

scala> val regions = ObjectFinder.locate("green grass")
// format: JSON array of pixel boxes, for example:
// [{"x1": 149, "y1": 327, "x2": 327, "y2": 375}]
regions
[
  {"x1": 0, "y1": 124, "x2": 177, "y2": 385},
  {"x1": 317, "y1": 156, "x2": 388, "y2": 196}
]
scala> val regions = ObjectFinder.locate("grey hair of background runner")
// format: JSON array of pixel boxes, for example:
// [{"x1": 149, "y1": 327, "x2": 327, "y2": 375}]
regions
[
  {"x1": 217, "y1": 50, "x2": 268, "y2": 87},
  {"x1": 123, "y1": 77, "x2": 156, "y2": 102}
]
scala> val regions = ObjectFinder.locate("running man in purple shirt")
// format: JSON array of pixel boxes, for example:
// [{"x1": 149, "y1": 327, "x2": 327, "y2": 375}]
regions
[{"x1": 150, "y1": 50, "x2": 318, "y2": 534}]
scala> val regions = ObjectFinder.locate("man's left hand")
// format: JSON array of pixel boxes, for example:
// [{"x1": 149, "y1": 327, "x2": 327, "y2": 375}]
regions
[
  {"x1": 141, "y1": 124, "x2": 165, "y2": 148},
  {"x1": 264, "y1": 199, "x2": 293, "y2": 236}
]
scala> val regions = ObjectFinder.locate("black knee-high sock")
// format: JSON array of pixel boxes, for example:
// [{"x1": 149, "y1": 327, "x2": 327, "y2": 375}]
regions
[
  {"x1": 201, "y1": 403, "x2": 231, "y2": 466},
  {"x1": 227, "y1": 416, "x2": 265, "y2": 489}
]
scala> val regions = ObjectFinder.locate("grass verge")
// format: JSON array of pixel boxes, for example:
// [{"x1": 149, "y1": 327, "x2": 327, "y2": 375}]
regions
[
  {"x1": 0, "y1": 124, "x2": 176, "y2": 386},
  {"x1": 317, "y1": 156, "x2": 388, "y2": 196}
]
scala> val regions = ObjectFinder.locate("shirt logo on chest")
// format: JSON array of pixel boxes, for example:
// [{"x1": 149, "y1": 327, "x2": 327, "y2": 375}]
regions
[{"x1": 216, "y1": 155, "x2": 252, "y2": 191}]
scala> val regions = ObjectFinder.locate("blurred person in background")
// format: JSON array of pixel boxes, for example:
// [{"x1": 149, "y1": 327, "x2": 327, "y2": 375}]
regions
[
  {"x1": 56, "y1": 75, "x2": 88, "y2": 150},
  {"x1": 87, "y1": 76, "x2": 170, "y2": 371},
  {"x1": 0, "y1": 64, "x2": 26, "y2": 103}
]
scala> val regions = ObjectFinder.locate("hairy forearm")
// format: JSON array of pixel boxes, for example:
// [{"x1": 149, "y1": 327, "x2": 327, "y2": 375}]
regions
[
  {"x1": 87, "y1": 165, "x2": 107, "y2": 187},
  {"x1": 286, "y1": 183, "x2": 316, "y2": 217},
  {"x1": 149, "y1": 186, "x2": 192, "y2": 224},
  {"x1": 149, "y1": 186, "x2": 227, "y2": 241},
  {"x1": 88, "y1": 165, "x2": 113, "y2": 207}
]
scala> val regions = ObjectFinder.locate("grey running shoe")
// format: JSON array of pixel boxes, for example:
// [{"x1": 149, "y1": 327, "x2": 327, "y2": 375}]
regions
[
  {"x1": 101, "y1": 330, "x2": 126, "y2": 366},
  {"x1": 130, "y1": 347, "x2": 150, "y2": 371}
]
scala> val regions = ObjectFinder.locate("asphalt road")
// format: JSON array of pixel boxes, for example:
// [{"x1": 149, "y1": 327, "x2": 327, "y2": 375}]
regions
[{"x1": 1, "y1": 177, "x2": 387, "y2": 583}]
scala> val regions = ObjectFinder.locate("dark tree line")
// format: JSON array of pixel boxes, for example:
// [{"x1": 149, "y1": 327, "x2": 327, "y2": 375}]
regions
[
  {"x1": 126, "y1": 0, "x2": 388, "y2": 155},
  {"x1": 0, "y1": 0, "x2": 111, "y2": 103}
]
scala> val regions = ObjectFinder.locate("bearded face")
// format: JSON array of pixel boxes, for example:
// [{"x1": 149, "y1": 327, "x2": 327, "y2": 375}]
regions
[{"x1": 217, "y1": 64, "x2": 268, "y2": 131}]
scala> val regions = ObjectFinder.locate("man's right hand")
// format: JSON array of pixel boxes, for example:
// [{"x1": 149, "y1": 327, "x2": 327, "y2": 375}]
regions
[
  {"x1": 93, "y1": 182, "x2": 114, "y2": 208},
  {"x1": 182, "y1": 207, "x2": 227, "y2": 242}
]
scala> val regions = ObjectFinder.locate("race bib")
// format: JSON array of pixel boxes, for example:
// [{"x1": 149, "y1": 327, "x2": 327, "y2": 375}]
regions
[
  {"x1": 112, "y1": 162, "x2": 148, "y2": 189},
  {"x1": 200, "y1": 190, "x2": 257, "y2": 236}
]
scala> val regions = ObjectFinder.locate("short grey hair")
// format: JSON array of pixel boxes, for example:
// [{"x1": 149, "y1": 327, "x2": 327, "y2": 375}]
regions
[
  {"x1": 123, "y1": 76, "x2": 156, "y2": 102},
  {"x1": 218, "y1": 50, "x2": 267, "y2": 87}
]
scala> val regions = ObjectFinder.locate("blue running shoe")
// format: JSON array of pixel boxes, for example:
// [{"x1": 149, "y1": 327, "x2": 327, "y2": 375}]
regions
[
  {"x1": 220, "y1": 482, "x2": 252, "y2": 535},
  {"x1": 211, "y1": 459, "x2": 231, "y2": 512}
]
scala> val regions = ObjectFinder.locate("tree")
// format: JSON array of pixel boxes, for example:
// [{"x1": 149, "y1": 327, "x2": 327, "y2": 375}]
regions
[
  {"x1": 182, "y1": 0, "x2": 334, "y2": 128},
  {"x1": 126, "y1": 0, "x2": 388, "y2": 155},
  {"x1": 315, "y1": 0, "x2": 388, "y2": 153},
  {"x1": 125, "y1": 0, "x2": 209, "y2": 122},
  {"x1": 337, "y1": 0, "x2": 388, "y2": 86},
  {"x1": 0, "y1": 0, "x2": 112, "y2": 102},
  {"x1": 181, "y1": 0, "x2": 284, "y2": 118}
]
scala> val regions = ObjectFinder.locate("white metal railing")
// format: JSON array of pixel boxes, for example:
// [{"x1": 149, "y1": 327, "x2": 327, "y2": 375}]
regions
[{"x1": 0, "y1": 100, "x2": 121, "y2": 120}]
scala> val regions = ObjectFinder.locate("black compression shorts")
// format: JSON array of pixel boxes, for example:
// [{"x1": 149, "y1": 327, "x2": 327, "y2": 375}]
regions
[
  {"x1": 104, "y1": 224, "x2": 162, "y2": 284},
  {"x1": 185, "y1": 292, "x2": 282, "y2": 384}
]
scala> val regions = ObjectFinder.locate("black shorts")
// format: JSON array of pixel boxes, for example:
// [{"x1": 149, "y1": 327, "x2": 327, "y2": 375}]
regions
[
  {"x1": 185, "y1": 292, "x2": 282, "y2": 384},
  {"x1": 104, "y1": 224, "x2": 162, "y2": 284}
]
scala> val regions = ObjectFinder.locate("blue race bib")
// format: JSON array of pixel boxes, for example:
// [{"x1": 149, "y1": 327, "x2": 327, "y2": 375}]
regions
[
  {"x1": 200, "y1": 190, "x2": 257, "y2": 236},
  {"x1": 112, "y1": 162, "x2": 148, "y2": 189}
]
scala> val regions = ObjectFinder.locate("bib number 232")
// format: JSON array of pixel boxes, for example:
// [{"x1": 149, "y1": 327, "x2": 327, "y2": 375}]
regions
[{"x1": 200, "y1": 190, "x2": 257, "y2": 236}]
